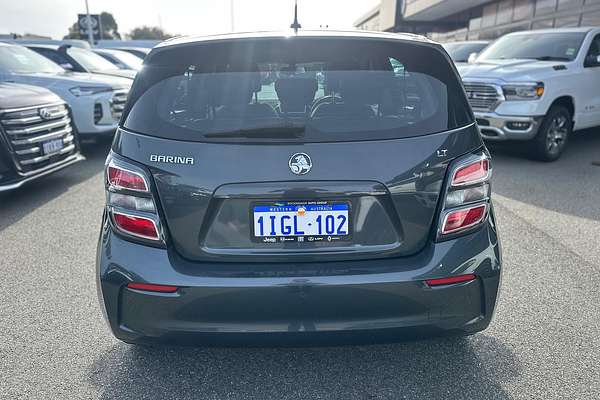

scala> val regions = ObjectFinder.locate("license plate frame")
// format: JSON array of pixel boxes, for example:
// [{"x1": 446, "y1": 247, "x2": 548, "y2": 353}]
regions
[
  {"x1": 250, "y1": 200, "x2": 352, "y2": 244},
  {"x1": 42, "y1": 138, "x2": 64, "y2": 155}
]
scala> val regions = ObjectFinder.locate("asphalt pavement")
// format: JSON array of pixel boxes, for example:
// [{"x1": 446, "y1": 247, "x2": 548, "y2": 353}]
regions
[{"x1": 1, "y1": 132, "x2": 599, "y2": 399}]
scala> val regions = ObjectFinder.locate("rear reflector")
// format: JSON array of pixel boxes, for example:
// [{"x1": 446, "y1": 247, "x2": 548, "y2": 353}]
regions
[
  {"x1": 127, "y1": 282, "x2": 178, "y2": 293},
  {"x1": 108, "y1": 165, "x2": 148, "y2": 192},
  {"x1": 452, "y1": 159, "x2": 490, "y2": 186},
  {"x1": 442, "y1": 204, "x2": 487, "y2": 234},
  {"x1": 112, "y1": 212, "x2": 160, "y2": 240},
  {"x1": 425, "y1": 274, "x2": 476, "y2": 286}
]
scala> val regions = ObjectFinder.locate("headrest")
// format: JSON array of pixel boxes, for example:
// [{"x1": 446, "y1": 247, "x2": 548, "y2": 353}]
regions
[
  {"x1": 326, "y1": 70, "x2": 392, "y2": 104},
  {"x1": 275, "y1": 77, "x2": 318, "y2": 111},
  {"x1": 209, "y1": 72, "x2": 261, "y2": 106}
]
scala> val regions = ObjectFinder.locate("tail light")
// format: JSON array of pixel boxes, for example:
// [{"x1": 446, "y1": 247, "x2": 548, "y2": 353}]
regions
[
  {"x1": 438, "y1": 151, "x2": 491, "y2": 239},
  {"x1": 105, "y1": 153, "x2": 164, "y2": 243},
  {"x1": 107, "y1": 165, "x2": 148, "y2": 192}
]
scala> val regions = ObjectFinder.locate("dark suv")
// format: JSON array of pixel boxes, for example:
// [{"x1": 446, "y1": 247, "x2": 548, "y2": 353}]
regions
[
  {"x1": 97, "y1": 30, "x2": 501, "y2": 345},
  {"x1": 0, "y1": 82, "x2": 82, "y2": 191}
]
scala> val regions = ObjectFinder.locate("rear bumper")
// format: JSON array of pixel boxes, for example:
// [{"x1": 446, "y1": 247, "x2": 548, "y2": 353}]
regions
[
  {"x1": 97, "y1": 213, "x2": 502, "y2": 345},
  {"x1": 475, "y1": 112, "x2": 542, "y2": 141}
]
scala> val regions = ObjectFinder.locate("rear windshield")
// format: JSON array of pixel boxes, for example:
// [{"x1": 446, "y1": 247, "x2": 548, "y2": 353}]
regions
[{"x1": 122, "y1": 37, "x2": 472, "y2": 142}]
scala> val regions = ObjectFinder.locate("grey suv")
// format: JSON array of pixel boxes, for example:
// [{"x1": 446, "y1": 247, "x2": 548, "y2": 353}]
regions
[{"x1": 96, "y1": 30, "x2": 502, "y2": 345}]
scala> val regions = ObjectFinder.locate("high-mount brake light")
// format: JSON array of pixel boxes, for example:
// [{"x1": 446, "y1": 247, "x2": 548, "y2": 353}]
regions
[
  {"x1": 112, "y1": 212, "x2": 160, "y2": 240},
  {"x1": 107, "y1": 165, "x2": 148, "y2": 192},
  {"x1": 105, "y1": 154, "x2": 163, "y2": 243},
  {"x1": 438, "y1": 152, "x2": 491, "y2": 239}
]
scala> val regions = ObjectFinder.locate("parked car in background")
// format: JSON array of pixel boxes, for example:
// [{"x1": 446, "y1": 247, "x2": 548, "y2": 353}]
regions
[
  {"x1": 3, "y1": 38, "x2": 91, "y2": 49},
  {"x1": 25, "y1": 44, "x2": 137, "y2": 80},
  {"x1": 0, "y1": 82, "x2": 83, "y2": 191},
  {"x1": 442, "y1": 40, "x2": 489, "y2": 65},
  {"x1": 108, "y1": 47, "x2": 150, "y2": 60},
  {"x1": 92, "y1": 48, "x2": 143, "y2": 71},
  {"x1": 458, "y1": 27, "x2": 600, "y2": 161},
  {"x1": 97, "y1": 30, "x2": 501, "y2": 345},
  {"x1": 0, "y1": 43, "x2": 131, "y2": 140},
  {"x1": 97, "y1": 39, "x2": 159, "y2": 51}
]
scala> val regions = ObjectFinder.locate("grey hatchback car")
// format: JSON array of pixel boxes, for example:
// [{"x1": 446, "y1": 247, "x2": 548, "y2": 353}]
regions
[{"x1": 96, "y1": 30, "x2": 502, "y2": 345}]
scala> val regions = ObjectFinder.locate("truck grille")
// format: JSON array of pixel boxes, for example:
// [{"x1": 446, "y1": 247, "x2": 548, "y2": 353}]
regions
[
  {"x1": 110, "y1": 90, "x2": 128, "y2": 121},
  {"x1": 0, "y1": 103, "x2": 77, "y2": 173},
  {"x1": 463, "y1": 83, "x2": 500, "y2": 112}
]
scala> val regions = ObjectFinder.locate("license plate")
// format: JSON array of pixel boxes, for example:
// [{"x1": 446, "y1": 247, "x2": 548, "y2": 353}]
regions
[
  {"x1": 252, "y1": 201, "x2": 350, "y2": 243},
  {"x1": 42, "y1": 139, "x2": 64, "y2": 155}
]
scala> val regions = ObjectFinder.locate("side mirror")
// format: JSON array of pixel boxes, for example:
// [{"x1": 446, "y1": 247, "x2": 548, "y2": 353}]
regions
[
  {"x1": 60, "y1": 63, "x2": 74, "y2": 71},
  {"x1": 467, "y1": 52, "x2": 479, "y2": 64},
  {"x1": 585, "y1": 54, "x2": 600, "y2": 67}
]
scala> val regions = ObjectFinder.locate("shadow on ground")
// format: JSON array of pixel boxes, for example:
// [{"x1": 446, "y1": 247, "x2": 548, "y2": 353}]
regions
[
  {"x1": 0, "y1": 139, "x2": 111, "y2": 232},
  {"x1": 487, "y1": 128, "x2": 600, "y2": 221},
  {"x1": 89, "y1": 335, "x2": 519, "y2": 399}
]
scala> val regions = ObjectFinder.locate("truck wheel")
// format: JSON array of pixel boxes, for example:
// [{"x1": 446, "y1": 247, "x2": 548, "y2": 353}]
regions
[{"x1": 530, "y1": 106, "x2": 571, "y2": 162}]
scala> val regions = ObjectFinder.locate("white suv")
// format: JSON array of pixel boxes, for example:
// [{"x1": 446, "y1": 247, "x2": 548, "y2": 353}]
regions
[
  {"x1": 458, "y1": 27, "x2": 600, "y2": 161},
  {"x1": 0, "y1": 42, "x2": 131, "y2": 139}
]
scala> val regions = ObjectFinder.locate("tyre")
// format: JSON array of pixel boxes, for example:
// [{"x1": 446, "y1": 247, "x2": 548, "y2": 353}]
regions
[{"x1": 530, "y1": 105, "x2": 571, "y2": 162}]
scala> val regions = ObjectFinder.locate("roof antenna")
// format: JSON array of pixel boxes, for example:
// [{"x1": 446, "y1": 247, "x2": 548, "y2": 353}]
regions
[{"x1": 290, "y1": 0, "x2": 301, "y2": 33}]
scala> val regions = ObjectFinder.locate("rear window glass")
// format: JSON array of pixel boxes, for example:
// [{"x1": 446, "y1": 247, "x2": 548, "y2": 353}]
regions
[{"x1": 123, "y1": 37, "x2": 472, "y2": 142}]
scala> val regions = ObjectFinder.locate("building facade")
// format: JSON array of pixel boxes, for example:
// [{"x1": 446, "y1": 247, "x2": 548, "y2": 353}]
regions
[{"x1": 355, "y1": 0, "x2": 600, "y2": 41}]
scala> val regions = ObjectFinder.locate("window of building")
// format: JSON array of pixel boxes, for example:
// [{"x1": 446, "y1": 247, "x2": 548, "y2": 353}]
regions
[
  {"x1": 534, "y1": 0, "x2": 557, "y2": 16},
  {"x1": 497, "y1": 0, "x2": 515, "y2": 25},
  {"x1": 496, "y1": 0, "x2": 514, "y2": 25},
  {"x1": 469, "y1": 17, "x2": 482, "y2": 31},
  {"x1": 557, "y1": 0, "x2": 584, "y2": 11},
  {"x1": 581, "y1": 10, "x2": 600, "y2": 26},
  {"x1": 531, "y1": 18, "x2": 555, "y2": 28},
  {"x1": 513, "y1": 0, "x2": 535, "y2": 21},
  {"x1": 482, "y1": 3, "x2": 498, "y2": 27},
  {"x1": 507, "y1": 22, "x2": 533, "y2": 33},
  {"x1": 479, "y1": 30, "x2": 498, "y2": 40},
  {"x1": 468, "y1": 31, "x2": 481, "y2": 40},
  {"x1": 554, "y1": 15, "x2": 581, "y2": 27}
]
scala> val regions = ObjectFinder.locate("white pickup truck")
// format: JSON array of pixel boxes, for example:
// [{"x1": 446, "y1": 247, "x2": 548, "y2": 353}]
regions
[{"x1": 458, "y1": 27, "x2": 600, "y2": 161}]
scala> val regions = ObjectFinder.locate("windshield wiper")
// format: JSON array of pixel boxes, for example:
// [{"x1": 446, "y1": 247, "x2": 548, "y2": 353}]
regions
[
  {"x1": 528, "y1": 56, "x2": 571, "y2": 62},
  {"x1": 205, "y1": 126, "x2": 305, "y2": 138}
]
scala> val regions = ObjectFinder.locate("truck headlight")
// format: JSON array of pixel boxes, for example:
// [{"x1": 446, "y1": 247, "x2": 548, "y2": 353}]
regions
[
  {"x1": 69, "y1": 86, "x2": 112, "y2": 97},
  {"x1": 502, "y1": 82, "x2": 544, "y2": 100}
]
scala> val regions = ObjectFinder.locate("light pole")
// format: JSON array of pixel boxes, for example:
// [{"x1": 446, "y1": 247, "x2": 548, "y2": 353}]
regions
[
  {"x1": 84, "y1": 0, "x2": 94, "y2": 46},
  {"x1": 230, "y1": 0, "x2": 235, "y2": 32}
]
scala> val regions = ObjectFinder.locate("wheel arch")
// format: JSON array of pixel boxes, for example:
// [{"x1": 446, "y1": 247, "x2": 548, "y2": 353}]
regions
[{"x1": 549, "y1": 96, "x2": 575, "y2": 121}]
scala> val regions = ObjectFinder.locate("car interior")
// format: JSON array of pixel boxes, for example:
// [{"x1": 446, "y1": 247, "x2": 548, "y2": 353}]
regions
[{"x1": 154, "y1": 59, "x2": 448, "y2": 135}]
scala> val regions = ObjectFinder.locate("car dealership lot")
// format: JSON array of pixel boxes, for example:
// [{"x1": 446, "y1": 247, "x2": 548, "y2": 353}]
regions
[{"x1": 1, "y1": 133, "x2": 599, "y2": 399}]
